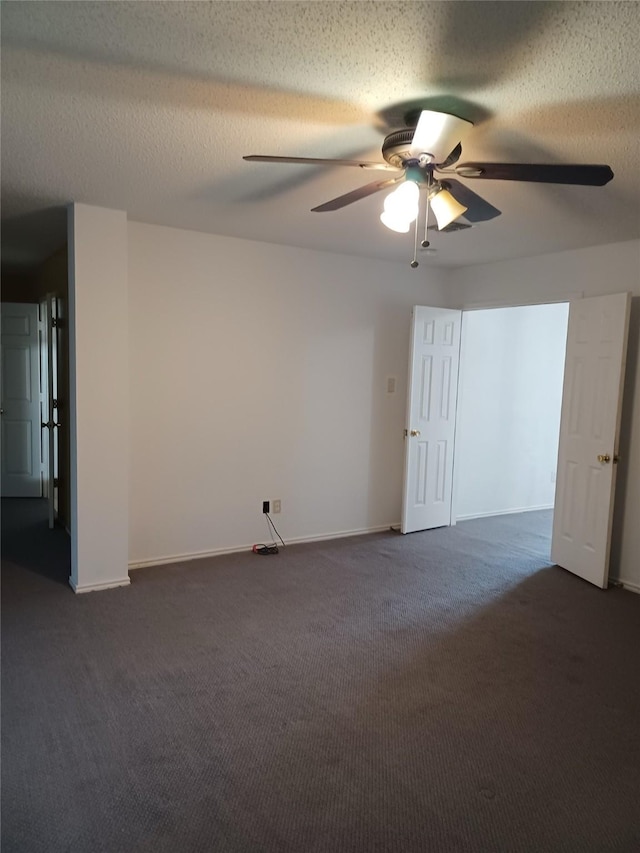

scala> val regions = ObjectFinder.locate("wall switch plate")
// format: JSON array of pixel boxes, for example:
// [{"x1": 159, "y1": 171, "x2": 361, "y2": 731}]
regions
[
  {"x1": 387, "y1": 376, "x2": 396, "y2": 394},
  {"x1": 272, "y1": 499, "x2": 281, "y2": 514}
]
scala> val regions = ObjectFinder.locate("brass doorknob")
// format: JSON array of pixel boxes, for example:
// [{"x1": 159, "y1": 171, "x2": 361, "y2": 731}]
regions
[
  {"x1": 597, "y1": 454, "x2": 611, "y2": 463},
  {"x1": 410, "y1": 429, "x2": 421, "y2": 437}
]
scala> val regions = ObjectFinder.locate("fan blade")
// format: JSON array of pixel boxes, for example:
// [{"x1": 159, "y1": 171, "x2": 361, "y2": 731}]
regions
[
  {"x1": 243, "y1": 155, "x2": 396, "y2": 171},
  {"x1": 441, "y1": 179, "x2": 501, "y2": 222},
  {"x1": 311, "y1": 176, "x2": 404, "y2": 213},
  {"x1": 455, "y1": 162, "x2": 614, "y2": 186},
  {"x1": 409, "y1": 110, "x2": 473, "y2": 163}
]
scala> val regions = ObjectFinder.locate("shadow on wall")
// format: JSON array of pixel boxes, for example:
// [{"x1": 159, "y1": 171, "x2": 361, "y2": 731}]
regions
[
  {"x1": 366, "y1": 301, "x2": 410, "y2": 530},
  {"x1": 610, "y1": 295, "x2": 639, "y2": 579},
  {"x1": 1, "y1": 206, "x2": 67, "y2": 271}
]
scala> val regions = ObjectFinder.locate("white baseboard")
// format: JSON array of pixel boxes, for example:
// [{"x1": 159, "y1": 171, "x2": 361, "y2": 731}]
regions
[
  {"x1": 286, "y1": 524, "x2": 399, "y2": 547},
  {"x1": 611, "y1": 577, "x2": 640, "y2": 594},
  {"x1": 129, "y1": 544, "x2": 264, "y2": 570},
  {"x1": 69, "y1": 577, "x2": 131, "y2": 594},
  {"x1": 128, "y1": 524, "x2": 399, "y2": 571},
  {"x1": 456, "y1": 504, "x2": 554, "y2": 522}
]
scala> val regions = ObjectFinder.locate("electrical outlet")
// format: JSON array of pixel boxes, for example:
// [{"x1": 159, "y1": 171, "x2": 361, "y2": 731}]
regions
[
  {"x1": 262, "y1": 500, "x2": 270, "y2": 514},
  {"x1": 550, "y1": 470, "x2": 556, "y2": 484},
  {"x1": 272, "y1": 499, "x2": 281, "y2": 514}
]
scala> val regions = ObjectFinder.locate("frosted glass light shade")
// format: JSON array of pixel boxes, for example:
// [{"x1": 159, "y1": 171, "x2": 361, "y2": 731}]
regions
[
  {"x1": 380, "y1": 211, "x2": 411, "y2": 232},
  {"x1": 430, "y1": 189, "x2": 468, "y2": 230},
  {"x1": 380, "y1": 181, "x2": 419, "y2": 231},
  {"x1": 384, "y1": 181, "x2": 419, "y2": 216}
]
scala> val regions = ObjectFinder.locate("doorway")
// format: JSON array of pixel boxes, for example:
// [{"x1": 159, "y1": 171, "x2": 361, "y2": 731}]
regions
[
  {"x1": 402, "y1": 294, "x2": 632, "y2": 588},
  {"x1": 1, "y1": 298, "x2": 70, "y2": 586},
  {"x1": 1, "y1": 249, "x2": 71, "y2": 588},
  {"x1": 452, "y1": 301, "x2": 570, "y2": 550},
  {"x1": 1, "y1": 298, "x2": 64, "y2": 525}
]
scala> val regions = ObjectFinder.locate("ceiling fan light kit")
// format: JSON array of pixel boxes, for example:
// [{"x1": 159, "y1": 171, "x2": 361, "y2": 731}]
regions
[
  {"x1": 244, "y1": 106, "x2": 614, "y2": 268},
  {"x1": 428, "y1": 187, "x2": 469, "y2": 231},
  {"x1": 379, "y1": 180, "x2": 420, "y2": 233}
]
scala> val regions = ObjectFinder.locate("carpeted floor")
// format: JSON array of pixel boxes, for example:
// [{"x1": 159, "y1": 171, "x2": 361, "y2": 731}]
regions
[{"x1": 2, "y1": 500, "x2": 639, "y2": 852}]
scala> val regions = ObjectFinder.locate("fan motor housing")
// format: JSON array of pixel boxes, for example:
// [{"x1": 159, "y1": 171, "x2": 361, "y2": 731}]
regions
[{"x1": 381, "y1": 130, "x2": 418, "y2": 169}]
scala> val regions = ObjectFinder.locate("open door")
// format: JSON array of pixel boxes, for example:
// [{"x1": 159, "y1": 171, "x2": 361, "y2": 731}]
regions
[
  {"x1": 401, "y1": 306, "x2": 462, "y2": 533},
  {"x1": 551, "y1": 292, "x2": 631, "y2": 588}
]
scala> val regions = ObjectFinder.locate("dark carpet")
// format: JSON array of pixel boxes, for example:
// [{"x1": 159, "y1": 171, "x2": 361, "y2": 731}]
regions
[{"x1": 2, "y1": 500, "x2": 639, "y2": 853}]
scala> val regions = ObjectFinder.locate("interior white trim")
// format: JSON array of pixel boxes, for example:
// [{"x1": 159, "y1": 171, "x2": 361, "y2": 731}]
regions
[
  {"x1": 461, "y1": 293, "x2": 582, "y2": 312},
  {"x1": 456, "y1": 504, "x2": 554, "y2": 522},
  {"x1": 129, "y1": 524, "x2": 400, "y2": 570},
  {"x1": 612, "y1": 578, "x2": 640, "y2": 595},
  {"x1": 69, "y1": 577, "x2": 131, "y2": 594}
]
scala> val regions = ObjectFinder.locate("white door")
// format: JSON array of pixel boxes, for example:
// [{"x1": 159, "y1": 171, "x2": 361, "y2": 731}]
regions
[
  {"x1": 1, "y1": 303, "x2": 42, "y2": 497},
  {"x1": 402, "y1": 306, "x2": 462, "y2": 533},
  {"x1": 551, "y1": 292, "x2": 631, "y2": 588}
]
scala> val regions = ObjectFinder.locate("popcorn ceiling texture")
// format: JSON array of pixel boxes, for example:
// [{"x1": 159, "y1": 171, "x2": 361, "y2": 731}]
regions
[{"x1": 1, "y1": 1, "x2": 639, "y2": 267}]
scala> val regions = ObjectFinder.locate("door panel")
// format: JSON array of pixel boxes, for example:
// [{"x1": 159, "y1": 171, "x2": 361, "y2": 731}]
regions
[
  {"x1": 1, "y1": 303, "x2": 42, "y2": 497},
  {"x1": 402, "y1": 306, "x2": 462, "y2": 533},
  {"x1": 4, "y1": 421, "x2": 32, "y2": 472},
  {"x1": 551, "y1": 293, "x2": 631, "y2": 588}
]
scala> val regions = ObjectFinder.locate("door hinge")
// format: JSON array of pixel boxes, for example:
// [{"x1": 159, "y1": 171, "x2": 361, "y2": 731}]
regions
[
  {"x1": 403, "y1": 429, "x2": 408, "y2": 437},
  {"x1": 53, "y1": 478, "x2": 59, "y2": 487}
]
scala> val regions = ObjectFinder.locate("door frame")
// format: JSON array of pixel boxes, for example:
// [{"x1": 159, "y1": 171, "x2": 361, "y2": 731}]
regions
[
  {"x1": 39, "y1": 293, "x2": 61, "y2": 529},
  {"x1": 403, "y1": 295, "x2": 577, "y2": 532}
]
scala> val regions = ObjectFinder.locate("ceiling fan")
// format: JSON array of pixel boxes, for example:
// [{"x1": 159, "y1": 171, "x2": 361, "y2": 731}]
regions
[{"x1": 244, "y1": 109, "x2": 614, "y2": 266}]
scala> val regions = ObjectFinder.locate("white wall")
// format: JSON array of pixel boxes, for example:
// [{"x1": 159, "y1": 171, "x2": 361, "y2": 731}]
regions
[
  {"x1": 128, "y1": 223, "x2": 448, "y2": 566},
  {"x1": 455, "y1": 303, "x2": 569, "y2": 520},
  {"x1": 68, "y1": 204, "x2": 129, "y2": 592},
  {"x1": 448, "y1": 239, "x2": 640, "y2": 591}
]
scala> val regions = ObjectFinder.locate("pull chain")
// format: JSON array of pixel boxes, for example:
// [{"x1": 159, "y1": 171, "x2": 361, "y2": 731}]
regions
[
  {"x1": 410, "y1": 191, "x2": 421, "y2": 268},
  {"x1": 422, "y1": 195, "x2": 430, "y2": 248}
]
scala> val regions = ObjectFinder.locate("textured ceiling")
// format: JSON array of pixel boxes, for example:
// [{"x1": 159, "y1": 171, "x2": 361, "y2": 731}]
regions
[{"x1": 1, "y1": 0, "x2": 639, "y2": 270}]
